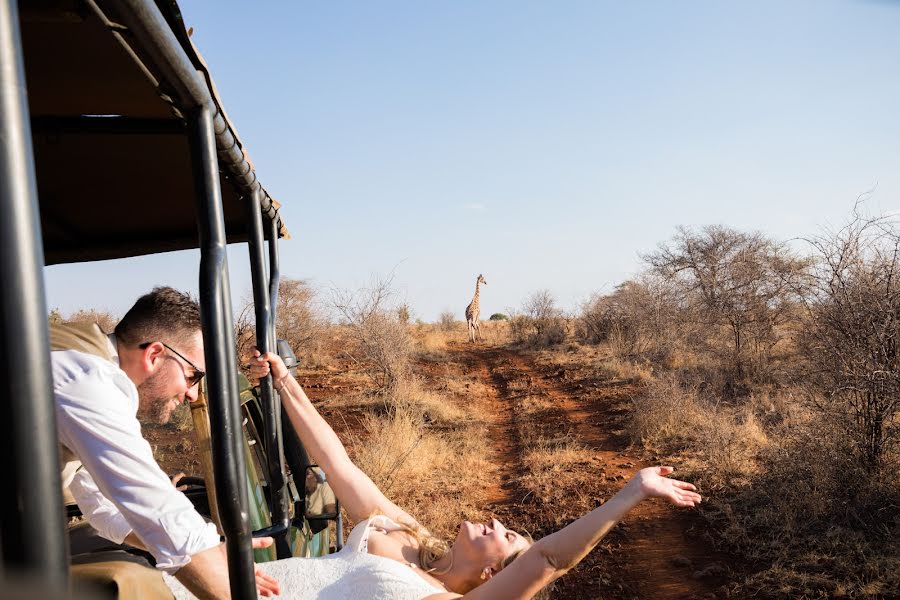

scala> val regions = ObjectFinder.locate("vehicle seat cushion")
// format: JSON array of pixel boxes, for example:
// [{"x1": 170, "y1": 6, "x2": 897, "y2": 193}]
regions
[{"x1": 71, "y1": 558, "x2": 172, "y2": 600}]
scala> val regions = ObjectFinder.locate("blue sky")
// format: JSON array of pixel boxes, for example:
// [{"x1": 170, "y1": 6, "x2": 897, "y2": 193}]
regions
[{"x1": 44, "y1": 0, "x2": 900, "y2": 322}]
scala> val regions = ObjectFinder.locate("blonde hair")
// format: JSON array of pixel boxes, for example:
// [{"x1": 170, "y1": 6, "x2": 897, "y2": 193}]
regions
[
  {"x1": 390, "y1": 516, "x2": 534, "y2": 578},
  {"x1": 387, "y1": 517, "x2": 550, "y2": 598},
  {"x1": 393, "y1": 518, "x2": 453, "y2": 574}
]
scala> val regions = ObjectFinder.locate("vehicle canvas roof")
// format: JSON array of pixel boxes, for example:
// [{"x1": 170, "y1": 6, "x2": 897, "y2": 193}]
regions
[{"x1": 20, "y1": 0, "x2": 289, "y2": 265}]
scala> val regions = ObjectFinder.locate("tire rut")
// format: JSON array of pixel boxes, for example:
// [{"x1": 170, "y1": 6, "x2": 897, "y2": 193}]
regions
[
  {"x1": 445, "y1": 341, "x2": 725, "y2": 599},
  {"x1": 449, "y1": 345, "x2": 531, "y2": 512}
]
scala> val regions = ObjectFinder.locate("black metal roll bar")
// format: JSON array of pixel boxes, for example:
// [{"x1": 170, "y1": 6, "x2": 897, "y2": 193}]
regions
[
  {"x1": 0, "y1": 0, "x2": 68, "y2": 588},
  {"x1": 246, "y1": 188, "x2": 292, "y2": 557},
  {"x1": 266, "y1": 217, "x2": 282, "y2": 328},
  {"x1": 100, "y1": 1, "x2": 287, "y2": 595},
  {"x1": 189, "y1": 102, "x2": 257, "y2": 599},
  {"x1": 91, "y1": 0, "x2": 283, "y2": 232},
  {"x1": 2, "y1": 0, "x2": 298, "y2": 594}
]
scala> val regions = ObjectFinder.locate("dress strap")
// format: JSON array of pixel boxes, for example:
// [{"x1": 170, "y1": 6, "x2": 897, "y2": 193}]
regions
[{"x1": 346, "y1": 514, "x2": 397, "y2": 554}]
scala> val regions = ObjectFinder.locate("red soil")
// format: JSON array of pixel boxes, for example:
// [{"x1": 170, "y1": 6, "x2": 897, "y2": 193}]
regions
[
  {"x1": 439, "y1": 342, "x2": 729, "y2": 599},
  {"x1": 150, "y1": 339, "x2": 733, "y2": 598}
]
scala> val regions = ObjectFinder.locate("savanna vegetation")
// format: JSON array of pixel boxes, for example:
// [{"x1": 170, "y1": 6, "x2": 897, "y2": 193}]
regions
[
  {"x1": 54, "y1": 210, "x2": 899, "y2": 599},
  {"x1": 571, "y1": 215, "x2": 900, "y2": 598}
]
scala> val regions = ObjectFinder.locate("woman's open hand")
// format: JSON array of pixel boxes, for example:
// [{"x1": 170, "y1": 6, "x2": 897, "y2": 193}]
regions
[
  {"x1": 629, "y1": 466, "x2": 701, "y2": 507},
  {"x1": 250, "y1": 537, "x2": 281, "y2": 597}
]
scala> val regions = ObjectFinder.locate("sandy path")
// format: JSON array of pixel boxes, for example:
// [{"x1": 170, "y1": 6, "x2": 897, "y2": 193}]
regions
[{"x1": 444, "y1": 341, "x2": 724, "y2": 599}]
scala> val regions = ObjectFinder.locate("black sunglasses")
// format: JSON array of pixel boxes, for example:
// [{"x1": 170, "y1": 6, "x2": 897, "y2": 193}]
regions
[{"x1": 140, "y1": 341, "x2": 205, "y2": 388}]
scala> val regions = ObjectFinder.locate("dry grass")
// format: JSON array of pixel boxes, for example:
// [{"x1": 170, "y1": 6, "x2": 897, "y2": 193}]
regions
[
  {"x1": 597, "y1": 357, "x2": 654, "y2": 384},
  {"x1": 517, "y1": 393, "x2": 556, "y2": 415},
  {"x1": 658, "y1": 347, "x2": 708, "y2": 372},
  {"x1": 291, "y1": 276, "x2": 898, "y2": 597},
  {"x1": 321, "y1": 349, "x2": 493, "y2": 541},
  {"x1": 390, "y1": 376, "x2": 467, "y2": 426},
  {"x1": 411, "y1": 320, "x2": 511, "y2": 354},
  {"x1": 324, "y1": 377, "x2": 464, "y2": 427},
  {"x1": 348, "y1": 406, "x2": 494, "y2": 540},
  {"x1": 534, "y1": 341, "x2": 654, "y2": 386},
  {"x1": 629, "y1": 374, "x2": 769, "y2": 485},
  {"x1": 520, "y1": 436, "x2": 592, "y2": 508},
  {"x1": 623, "y1": 364, "x2": 899, "y2": 598},
  {"x1": 475, "y1": 320, "x2": 512, "y2": 345},
  {"x1": 512, "y1": 390, "x2": 596, "y2": 510},
  {"x1": 442, "y1": 376, "x2": 493, "y2": 402},
  {"x1": 536, "y1": 340, "x2": 606, "y2": 363},
  {"x1": 322, "y1": 390, "x2": 377, "y2": 412},
  {"x1": 411, "y1": 324, "x2": 451, "y2": 358},
  {"x1": 411, "y1": 317, "x2": 514, "y2": 346},
  {"x1": 629, "y1": 375, "x2": 704, "y2": 447},
  {"x1": 299, "y1": 340, "x2": 338, "y2": 370},
  {"x1": 704, "y1": 415, "x2": 900, "y2": 599}
]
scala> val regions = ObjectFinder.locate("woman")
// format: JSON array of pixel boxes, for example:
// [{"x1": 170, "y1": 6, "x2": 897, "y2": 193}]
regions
[{"x1": 168, "y1": 350, "x2": 701, "y2": 599}]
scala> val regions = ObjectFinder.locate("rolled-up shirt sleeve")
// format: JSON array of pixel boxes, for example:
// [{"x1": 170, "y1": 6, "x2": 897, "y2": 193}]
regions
[
  {"x1": 55, "y1": 358, "x2": 221, "y2": 573},
  {"x1": 69, "y1": 469, "x2": 133, "y2": 544}
]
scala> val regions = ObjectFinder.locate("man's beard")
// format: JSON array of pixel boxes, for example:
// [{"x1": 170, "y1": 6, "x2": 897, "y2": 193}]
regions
[{"x1": 137, "y1": 370, "x2": 179, "y2": 424}]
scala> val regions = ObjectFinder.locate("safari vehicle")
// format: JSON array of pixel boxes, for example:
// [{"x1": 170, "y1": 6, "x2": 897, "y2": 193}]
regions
[{"x1": 0, "y1": 0, "x2": 337, "y2": 597}]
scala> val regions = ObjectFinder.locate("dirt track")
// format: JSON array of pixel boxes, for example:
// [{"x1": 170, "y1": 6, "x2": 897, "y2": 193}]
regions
[
  {"x1": 443, "y1": 342, "x2": 726, "y2": 599},
  {"x1": 151, "y1": 339, "x2": 728, "y2": 598}
]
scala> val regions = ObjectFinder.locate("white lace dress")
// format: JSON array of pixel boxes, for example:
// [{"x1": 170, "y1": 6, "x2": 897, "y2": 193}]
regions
[{"x1": 164, "y1": 515, "x2": 445, "y2": 599}]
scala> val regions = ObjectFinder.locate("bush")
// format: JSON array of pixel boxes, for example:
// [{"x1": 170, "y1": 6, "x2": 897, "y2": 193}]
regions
[
  {"x1": 59, "y1": 308, "x2": 119, "y2": 333},
  {"x1": 630, "y1": 375, "x2": 768, "y2": 485},
  {"x1": 705, "y1": 410, "x2": 900, "y2": 598},
  {"x1": 396, "y1": 304, "x2": 411, "y2": 324},
  {"x1": 437, "y1": 310, "x2": 457, "y2": 332},
  {"x1": 276, "y1": 279, "x2": 328, "y2": 365},
  {"x1": 578, "y1": 276, "x2": 687, "y2": 364},
  {"x1": 644, "y1": 225, "x2": 809, "y2": 385},
  {"x1": 511, "y1": 290, "x2": 568, "y2": 347},
  {"x1": 235, "y1": 278, "x2": 329, "y2": 367},
  {"x1": 332, "y1": 275, "x2": 412, "y2": 393},
  {"x1": 800, "y1": 212, "x2": 900, "y2": 475},
  {"x1": 488, "y1": 313, "x2": 508, "y2": 321}
]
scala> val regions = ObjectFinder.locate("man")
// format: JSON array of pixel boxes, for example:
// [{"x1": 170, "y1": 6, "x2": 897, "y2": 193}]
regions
[
  {"x1": 304, "y1": 467, "x2": 337, "y2": 518},
  {"x1": 53, "y1": 287, "x2": 278, "y2": 599}
]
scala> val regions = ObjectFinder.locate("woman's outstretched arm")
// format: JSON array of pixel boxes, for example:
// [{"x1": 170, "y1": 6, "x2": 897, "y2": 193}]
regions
[
  {"x1": 249, "y1": 350, "x2": 417, "y2": 525},
  {"x1": 426, "y1": 467, "x2": 701, "y2": 600}
]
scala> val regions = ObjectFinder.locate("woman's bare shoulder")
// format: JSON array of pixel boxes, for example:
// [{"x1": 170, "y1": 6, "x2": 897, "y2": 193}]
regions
[{"x1": 365, "y1": 528, "x2": 451, "y2": 594}]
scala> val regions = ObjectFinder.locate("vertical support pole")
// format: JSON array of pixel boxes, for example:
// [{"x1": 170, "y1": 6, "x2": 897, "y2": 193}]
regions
[
  {"x1": 265, "y1": 216, "x2": 281, "y2": 350},
  {"x1": 188, "y1": 102, "x2": 255, "y2": 599},
  {"x1": 335, "y1": 507, "x2": 344, "y2": 551},
  {"x1": 265, "y1": 216, "x2": 308, "y2": 533},
  {"x1": 246, "y1": 189, "x2": 291, "y2": 557},
  {"x1": 0, "y1": 0, "x2": 68, "y2": 586},
  {"x1": 265, "y1": 216, "x2": 291, "y2": 470},
  {"x1": 264, "y1": 217, "x2": 288, "y2": 478}
]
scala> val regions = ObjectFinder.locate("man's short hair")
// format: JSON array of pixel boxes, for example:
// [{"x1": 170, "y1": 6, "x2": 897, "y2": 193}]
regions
[{"x1": 114, "y1": 287, "x2": 202, "y2": 348}]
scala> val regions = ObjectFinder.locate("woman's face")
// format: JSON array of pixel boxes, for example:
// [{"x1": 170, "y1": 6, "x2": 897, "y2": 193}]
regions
[{"x1": 452, "y1": 518, "x2": 530, "y2": 583}]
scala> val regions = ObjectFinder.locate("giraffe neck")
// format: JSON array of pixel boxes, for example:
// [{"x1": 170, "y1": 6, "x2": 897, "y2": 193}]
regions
[{"x1": 472, "y1": 281, "x2": 481, "y2": 303}]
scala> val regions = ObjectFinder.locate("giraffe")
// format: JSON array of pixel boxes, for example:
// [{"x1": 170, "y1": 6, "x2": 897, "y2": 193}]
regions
[{"x1": 465, "y1": 274, "x2": 487, "y2": 342}]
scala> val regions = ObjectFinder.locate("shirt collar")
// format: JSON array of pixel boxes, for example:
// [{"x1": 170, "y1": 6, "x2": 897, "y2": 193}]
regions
[{"x1": 107, "y1": 333, "x2": 120, "y2": 367}]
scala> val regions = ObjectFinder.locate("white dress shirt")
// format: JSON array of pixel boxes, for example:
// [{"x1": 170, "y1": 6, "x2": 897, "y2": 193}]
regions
[{"x1": 53, "y1": 337, "x2": 221, "y2": 573}]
